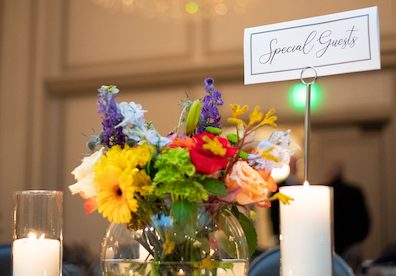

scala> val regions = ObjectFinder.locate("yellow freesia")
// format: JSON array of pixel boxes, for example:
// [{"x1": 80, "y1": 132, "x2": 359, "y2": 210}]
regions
[
  {"x1": 270, "y1": 192, "x2": 294, "y2": 205},
  {"x1": 229, "y1": 105, "x2": 278, "y2": 130},
  {"x1": 230, "y1": 104, "x2": 248, "y2": 117},
  {"x1": 259, "y1": 108, "x2": 278, "y2": 127},
  {"x1": 227, "y1": 117, "x2": 245, "y2": 127},
  {"x1": 248, "y1": 105, "x2": 263, "y2": 127}
]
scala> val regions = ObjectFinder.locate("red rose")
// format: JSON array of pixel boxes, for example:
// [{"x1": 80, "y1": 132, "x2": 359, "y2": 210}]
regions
[{"x1": 189, "y1": 132, "x2": 237, "y2": 174}]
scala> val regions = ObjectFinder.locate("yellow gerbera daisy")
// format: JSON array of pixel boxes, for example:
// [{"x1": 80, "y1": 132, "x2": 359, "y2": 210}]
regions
[
  {"x1": 94, "y1": 145, "x2": 153, "y2": 223},
  {"x1": 95, "y1": 166, "x2": 138, "y2": 223}
]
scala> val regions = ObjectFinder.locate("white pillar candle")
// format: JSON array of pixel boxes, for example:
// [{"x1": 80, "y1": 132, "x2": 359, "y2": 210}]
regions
[
  {"x1": 13, "y1": 233, "x2": 60, "y2": 276},
  {"x1": 280, "y1": 183, "x2": 333, "y2": 276}
]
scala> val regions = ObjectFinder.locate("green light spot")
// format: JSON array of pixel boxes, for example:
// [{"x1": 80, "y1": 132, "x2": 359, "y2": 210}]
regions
[
  {"x1": 185, "y1": 1, "x2": 199, "y2": 14},
  {"x1": 289, "y1": 83, "x2": 322, "y2": 110}
]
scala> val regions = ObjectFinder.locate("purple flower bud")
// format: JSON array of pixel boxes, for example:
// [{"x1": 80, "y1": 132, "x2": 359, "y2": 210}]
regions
[
  {"x1": 197, "y1": 78, "x2": 224, "y2": 133},
  {"x1": 97, "y1": 86, "x2": 126, "y2": 147}
]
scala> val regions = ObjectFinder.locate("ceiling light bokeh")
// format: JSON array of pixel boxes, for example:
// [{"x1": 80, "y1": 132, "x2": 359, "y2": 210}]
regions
[{"x1": 91, "y1": 0, "x2": 253, "y2": 19}]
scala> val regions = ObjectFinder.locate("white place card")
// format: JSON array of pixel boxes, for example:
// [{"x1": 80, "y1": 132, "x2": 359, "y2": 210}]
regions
[{"x1": 244, "y1": 6, "x2": 381, "y2": 84}]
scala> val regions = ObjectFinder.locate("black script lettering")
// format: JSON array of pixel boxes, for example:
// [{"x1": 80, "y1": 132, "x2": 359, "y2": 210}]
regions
[
  {"x1": 316, "y1": 26, "x2": 359, "y2": 58},
  {"x1": 316, "y1": 30, "x2": 332, "y2": 58},
  {"x1": 259, "y1": 39, "x2": 279, "y2": 65},
  {"x1": 345, "y1": 25, "x2": 358, "y2": 48},
  {"x1": 303, "y1": 31, "x2": 316, "y2": 54},
  {"x1": 259, "y1": 36, "x2": 315, "y2": 65}
]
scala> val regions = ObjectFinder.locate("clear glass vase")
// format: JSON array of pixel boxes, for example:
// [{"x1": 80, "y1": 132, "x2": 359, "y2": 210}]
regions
[{"x1": 101, "y1": 204, "x2": 249, "y2": 275}]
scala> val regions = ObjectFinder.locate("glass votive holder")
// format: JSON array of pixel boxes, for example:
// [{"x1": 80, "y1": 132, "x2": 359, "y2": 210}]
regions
[{"x1": 12, "y1": 190, "x2": 63, "y2": 276}]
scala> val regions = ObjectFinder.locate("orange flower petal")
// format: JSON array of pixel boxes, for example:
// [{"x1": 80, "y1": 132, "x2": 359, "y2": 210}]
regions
[
  {"x1": 169, "y1": 136, "x2": 196, "y2": 149},
  {"x1": 84, "y1": 197, "x2": 98, "y2": 214},
  {"x1": 258, "y1": 170, "x2": 278, "y2": 192}
]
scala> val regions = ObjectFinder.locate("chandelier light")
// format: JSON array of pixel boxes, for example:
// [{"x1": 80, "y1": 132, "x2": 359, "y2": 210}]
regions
[{"x1": 91, "y1": 0, "x2": 252, "y2": 18}]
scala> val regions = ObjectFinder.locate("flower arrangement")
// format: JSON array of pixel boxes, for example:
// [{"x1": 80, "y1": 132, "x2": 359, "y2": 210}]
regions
[{"x1": 69, "y1": 78, "x2": 293, "y2": 274}]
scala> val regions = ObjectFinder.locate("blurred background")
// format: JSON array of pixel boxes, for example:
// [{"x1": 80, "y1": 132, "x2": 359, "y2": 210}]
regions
[{"x1": 1, "y1": 0, "x2": 396, "y2": 272}]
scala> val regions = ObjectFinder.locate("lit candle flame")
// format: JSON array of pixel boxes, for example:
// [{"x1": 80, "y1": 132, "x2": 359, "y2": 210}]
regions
[{"x1": 27, "y1": 232, "x2": 45, "y2": 240}]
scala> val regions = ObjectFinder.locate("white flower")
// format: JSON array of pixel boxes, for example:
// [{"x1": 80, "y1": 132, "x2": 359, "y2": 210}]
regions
[
  {"x1": 249, "y1": 130, "x2": 294, "y2": 172},
  {"x1": 69, "y1": 147, "x2": 104, "y2": 198},
  {"x1": 268, "y1": 130, "x2": 292, "y2": 148},
  {"x1": 98, "y1": 85, "x2": 119, "y2": 95}
]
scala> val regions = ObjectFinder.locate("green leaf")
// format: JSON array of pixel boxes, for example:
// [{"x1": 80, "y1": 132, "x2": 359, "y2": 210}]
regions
[
  {"x1": 171, "y1": 199, "x2": 196, "y2": 224},
  {"x1": 232, "y1": 208, "x2": 257, "y2": 257},
  {"x1": 201, "y1": 178, "x2": 228, "y2": 196}
]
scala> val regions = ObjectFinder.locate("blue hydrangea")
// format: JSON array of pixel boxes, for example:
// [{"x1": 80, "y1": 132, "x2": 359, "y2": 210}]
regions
[
  {"x1": 115, "y1": 101, "x2": 171, "y2": 147},
  {"x1": 151, "y1": 214, "x2": 173, "y2": 228},
  {"x1": 141, "y1": 127, "x2": 172, "y2": 148},
  {"x1": 116, "y1": 102, "x2": 146, "y2": 129}
]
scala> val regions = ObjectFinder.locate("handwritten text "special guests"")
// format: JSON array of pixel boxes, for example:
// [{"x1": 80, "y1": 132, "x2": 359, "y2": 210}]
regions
[{"x1": 259, "y1": 25, "x2": 359, "y2": 65}]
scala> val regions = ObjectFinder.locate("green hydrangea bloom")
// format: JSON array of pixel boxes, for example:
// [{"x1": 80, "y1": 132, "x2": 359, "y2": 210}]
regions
[{"x1": 153, "y1": 148, "x2": 208, "y2": 202}]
